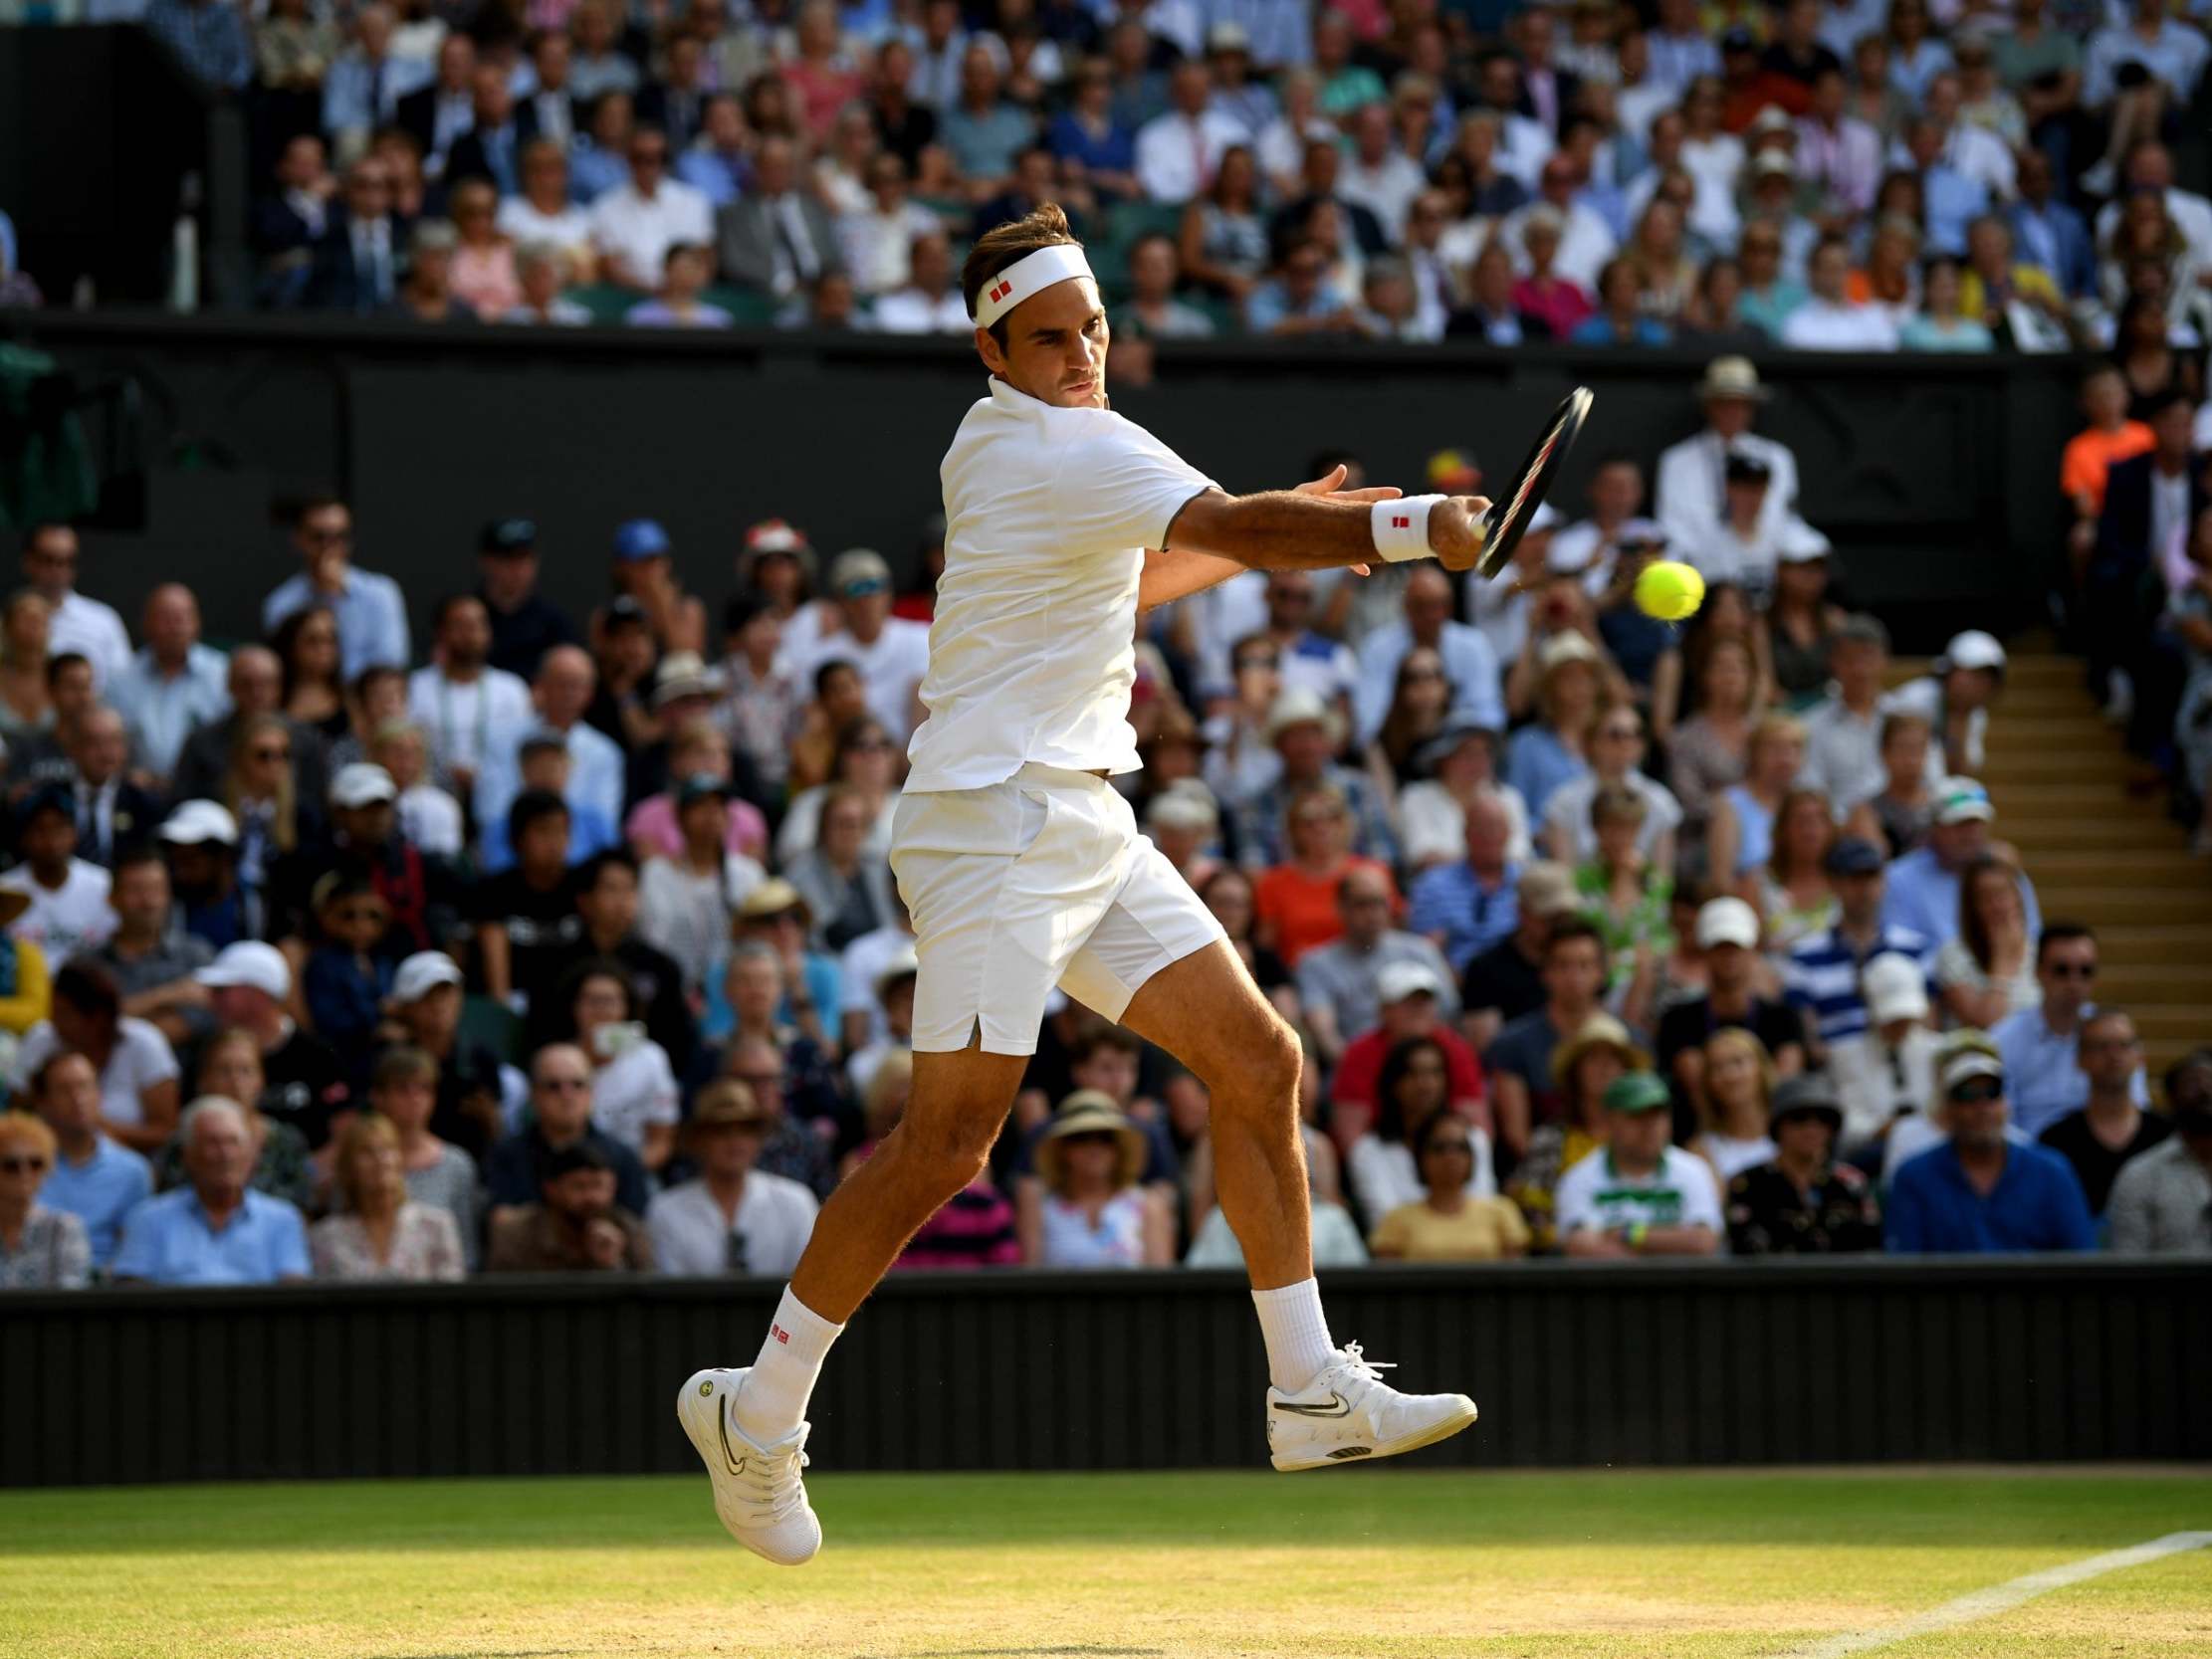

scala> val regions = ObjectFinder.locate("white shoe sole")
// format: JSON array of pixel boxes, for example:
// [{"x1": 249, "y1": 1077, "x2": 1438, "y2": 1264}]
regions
[
  {"x1": 1269, "y1": 1396, "x2": 1479, "y2": 1473},
  {"x1": 675, "y1": 1367, "x2": 821, "y2": 1567}
]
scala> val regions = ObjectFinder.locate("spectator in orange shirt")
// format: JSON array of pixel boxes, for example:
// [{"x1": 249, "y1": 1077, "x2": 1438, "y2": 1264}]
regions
[
  {"x1": 1254, "y1": 781, "x2": 1398, "y2": 967},
  {"x1": 2063, "y1": 364, "x2": 2155, "y2": 582}
]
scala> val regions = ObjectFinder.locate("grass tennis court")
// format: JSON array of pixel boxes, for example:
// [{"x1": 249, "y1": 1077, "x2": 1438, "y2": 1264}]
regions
[{"x1": 3, "y1": 1469, "x2": 2206, "y2": 1658}]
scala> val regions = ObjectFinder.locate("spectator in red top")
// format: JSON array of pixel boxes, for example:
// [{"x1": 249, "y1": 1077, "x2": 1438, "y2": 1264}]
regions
[
  {"x1": 1719, "y1": 28, "x2": 1809, "y2": 127},
  {"x1": 1328, "y1": 959, "x2": 1487, "y2": 1151},
  {"x1": 1253, "y1": 780, "x2": 1397, "y2": 967}
]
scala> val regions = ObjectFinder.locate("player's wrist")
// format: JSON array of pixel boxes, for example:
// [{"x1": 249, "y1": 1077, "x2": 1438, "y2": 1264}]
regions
[{"x1": 1370, "y1": 495, "x2": 1446, "y2": 563}]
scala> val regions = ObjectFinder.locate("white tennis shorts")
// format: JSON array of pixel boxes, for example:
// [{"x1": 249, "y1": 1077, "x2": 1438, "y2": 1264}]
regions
[{"x1": 889, "y1": 762, "x2": 1227, "y2": 1055}]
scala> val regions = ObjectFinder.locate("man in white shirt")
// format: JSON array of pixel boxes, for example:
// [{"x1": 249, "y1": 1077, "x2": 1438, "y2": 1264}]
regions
[
  {"x1": 589, "y1": 124, "x2": 714, "y2": 294},
  {"x1": 109, "y1": 583, "x2": 229, "y2": 785},
  {"x1": 869, "y1": 230, "x2": 972, "y2": 334},
  {"x1": 1336, "y1": 103, "x2": 1426, "y2": 244},
  {"x1": 1782, "y1": 236, "x2": 1901, "y2": 350},
  {"x1": 2086, "y1": 0, "x2": 2211, "y2": 105},
  {"x1": 20, "y1": 522, "x2": 129, "y2": 692},
  {"x1": 1556, "y1": 1071, "x2": 1724, "y2": 1256},
  {"x1": 1, "y1": 787, "x2": 116, "y2": 961},
  {"x1": 1134, "y1": 60, "x2": 1245, "y2": 205},
  {"x1": 1915, "y1": 74, "x2": 2016, "y2": 201},
  {"x1": 1655, "y1": 356, "x2": 1802, "y2": 563},
  {"x1": 475, "y1": 645, "x2": 626, "y2": 843},
  {"x1": 408, "y1": 594, "x2": 533, "y2": 797},
  {"x1": 797, "y1": 549, "x2": 931, "y2": 740},
  {"x1": 678, "y1": 204, "x2": 1487, "y2": 1569},
  {"x1": 1799, "y1": 614, "x2": 1931, "y2": 811},
  {"x1": 647, "y1": 1082, "x2": 820, "y2": 1277}
]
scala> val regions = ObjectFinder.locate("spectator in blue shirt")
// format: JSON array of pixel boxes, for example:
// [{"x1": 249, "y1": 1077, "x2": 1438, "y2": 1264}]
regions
[
  {"x1": 1880, "y1": 778, "x2": 2040, "y2": 949},
  {"x1": 111, "y1": 1097, "x2": 311, "y2": 1285},
  {"x1": 1353, "y1": 566, "x2": 1507, "y2": 749},
  {"x1": 262, "y1": 497, "x2": 411, "y2": 681},
  {"x1": 1784, "y1": 836, "x2": 1931, "y2": 1052},
  {"x1": 1569, "y1": 258, "x2": 1674, "y2": 346},
  {"x1": 1504, "y1": 633, "x2": 1604, "y2": 826},
  {"x1": 1047, "y1": 61, "x2": 1140, "y2": 199},
  {"x1": 1994, "y1": 925, "x2": 2149, "y2": 1137},
  {"x1": 1885, "y1": 1047, "x2": 2095, "y2": 1254},
  {"x1": 1407, "y1": 792, "x2": 1522, "y2": 975},
  {"x1": 2005, "y1": 148, "x2": 2095, "y2": 301},
  {"x1": 31, "y1": 1050, "x2": 151, "y2": 1273}
]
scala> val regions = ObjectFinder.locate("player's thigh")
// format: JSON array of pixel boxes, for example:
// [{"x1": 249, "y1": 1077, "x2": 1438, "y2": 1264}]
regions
[
  {"x1": 898, "y1": 1037, "x2": 1030, "y2": 1165},
  {"x1": 1117, "y1": 939, "x2": 1302, "y2": 1101}
]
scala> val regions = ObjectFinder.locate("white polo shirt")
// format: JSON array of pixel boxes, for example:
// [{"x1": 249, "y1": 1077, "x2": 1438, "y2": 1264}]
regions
[
  {"x1": 587, "y1": 179, "x2": 713, "y2": 284},
  {"x1": 905, "y1": 376, "x2": 1216, "y2": 793},
  {"x1": 798, "y1": 617, "x2": 933, "y2": 742}
]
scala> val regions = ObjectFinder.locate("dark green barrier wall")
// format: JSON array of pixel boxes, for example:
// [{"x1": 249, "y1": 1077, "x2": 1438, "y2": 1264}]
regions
[{"x1": 4, "y1": 1258, "x2": 2203, "y2": 1486}]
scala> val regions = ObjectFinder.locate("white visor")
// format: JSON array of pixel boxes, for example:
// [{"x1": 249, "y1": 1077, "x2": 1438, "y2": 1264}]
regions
[{"x1": 972, "y1": 243, "x2": 1096, "y2": 328}]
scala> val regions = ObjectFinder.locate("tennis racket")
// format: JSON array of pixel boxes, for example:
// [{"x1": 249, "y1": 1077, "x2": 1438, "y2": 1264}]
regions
[{"x1": 1473, "y1": 386, "x2": 1595, "y2": 580}]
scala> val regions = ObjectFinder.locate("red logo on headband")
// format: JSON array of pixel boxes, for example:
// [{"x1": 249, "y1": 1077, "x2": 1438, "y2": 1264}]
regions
[
  {"x1": 989, "y1": 280, "x2": 1012, "y2": 303},
  {"x1": 1392, "y1": 516, "x2": 1410, "y2": 528}
]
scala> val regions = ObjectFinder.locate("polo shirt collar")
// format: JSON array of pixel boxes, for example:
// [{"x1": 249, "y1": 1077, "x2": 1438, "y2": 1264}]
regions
[{"x1": 186, "y1": 1187, "x2": 262, "y2": 1230}]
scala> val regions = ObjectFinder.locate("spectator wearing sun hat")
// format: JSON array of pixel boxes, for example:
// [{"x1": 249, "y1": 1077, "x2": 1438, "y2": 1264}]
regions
[
  {"x1": 646, "y1": 1080, "x2": 820, "y2": 1278},
  {"x1": 1826, "y1": 950, "x2": 1942, "y2": 1152},
  {"x1": 1020, "y1": 1090, "x2": 1176, "y2": 1269},
  {"x1": 1882, "y1": 628, "x2": 2006, "y2": 774},
  {"x1": 1655, "y1": 356, "x2": 1801, "y2": 560},
  {"x1": 1885, "y1": 1045, "x2": 2095, "y2": 1254},
  {"x1": 1880, "y1": 777, "x2": 2042, "y2": 951},
  {"x1": 1233, "y1": 688, "x2": 1396, "y2": 871},
  {"x1": 1724, "y1": 1073, "x2": 1883, "y2": 1254},
  {"x1": 1555, "y1": 1071, "x2": 1725, "y2": 1257},
  {"x1": 794, "y1": 548, "x2": 932, "y2": 742}
]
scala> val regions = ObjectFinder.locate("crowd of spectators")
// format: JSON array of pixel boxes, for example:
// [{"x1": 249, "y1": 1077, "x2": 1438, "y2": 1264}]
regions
[
  {"x1": 0, "y1": 343, "x2": 2207, "y2": 1291},
  {"x1": 5, "y1": 0, "x2": 2208, "y2": 354}
]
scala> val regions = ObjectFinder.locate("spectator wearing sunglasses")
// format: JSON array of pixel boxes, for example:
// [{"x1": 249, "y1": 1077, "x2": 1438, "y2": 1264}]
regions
[
  {"x1": 0, "y1": 1110, "x2": 91, "y2": 1289},
  {"x1": 1993, "y1": 925, "x2": 2148, "y2": 1138},
  {"x1": 2037, "y1": 1011, "x2": 2171, "y2": 1220},
  {"x1": 1885, "y1": 1047, "x2": 2095, "y2": 1254}
]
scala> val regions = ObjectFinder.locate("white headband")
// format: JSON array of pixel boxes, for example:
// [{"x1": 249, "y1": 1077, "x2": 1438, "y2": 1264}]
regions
[{"x1": 972, "y1": 244, "x2": 1095, "y2": 327}]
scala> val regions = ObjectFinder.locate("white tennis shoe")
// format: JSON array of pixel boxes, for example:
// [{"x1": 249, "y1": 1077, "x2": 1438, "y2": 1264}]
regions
[
  {"x1": 677, "y1": 1367, "x2": 821, "y2": 1566},
  {"x1": 1265, "y1": 1342, "x2": 1478, "y2": 1472}
]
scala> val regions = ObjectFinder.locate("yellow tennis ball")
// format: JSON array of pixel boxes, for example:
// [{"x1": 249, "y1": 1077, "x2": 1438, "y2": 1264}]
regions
[{"x1": 1635, "y1": 559, "x2": 1706, "y2": 622}]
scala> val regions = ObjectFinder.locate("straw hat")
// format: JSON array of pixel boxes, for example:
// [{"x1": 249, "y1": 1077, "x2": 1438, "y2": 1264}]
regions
[
  {"x1": 1034, "y1": 1090, "x2": 1148, "y2": 1193},
  {"x1": 1550, "y1": 1012, "x2": 1651, "y2": 1086}
]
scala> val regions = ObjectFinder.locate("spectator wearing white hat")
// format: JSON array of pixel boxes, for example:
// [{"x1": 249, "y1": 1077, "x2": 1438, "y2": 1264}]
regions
[
  {"x1": 1331, "y1": 958, "x2": 1488, "y2": 1141},
  {"x1": 1654, "y1": 356, "x2": 1801, "y2": 559},
  {"x1": 1143, "y1": 781, "x2": 1224, "y2": 893},
  {"x1": 1297, "y1": 863, "x2": 1457, "y2": 1068},
  {"x1": 155, "y1": 800, "x2": 259, "y2": 951},
  {"x1": 1881, "y1": 628, "x2": 2005, "y2": 774},
  {"x1": 1231, "y1": 690, "x2": 1395, "y2": 871},
  {"x1": 193, "y1": 939, "x2": 351, "y2": 1150},
  {"x1": 1880, "y1": 777, "x2": 2043, "y2": 951},
  {"x1": 1823, "y1": 950, "x2": 1941, "y2": 1154},
  {"x1": 387, "y1": 949, "x2": 527, "y2": 1157},
  {"x1": 794, "y1": 549, "x2": 931, "y2": 743},
  {"x1": 275, "y1": 763, "x2": 465, "y2": 963},
  {"x1": 1352, "y1": 566, "x2": 1506, "y2": 750},
  {"x1": 1655, "y1": 897, "x2": 1807, "y2": 1130}
]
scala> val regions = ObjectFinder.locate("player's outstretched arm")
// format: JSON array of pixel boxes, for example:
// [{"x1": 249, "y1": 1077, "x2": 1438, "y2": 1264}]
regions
[{"x1": 1160, "y1": 468, "x2": 1492, "y2": 578}]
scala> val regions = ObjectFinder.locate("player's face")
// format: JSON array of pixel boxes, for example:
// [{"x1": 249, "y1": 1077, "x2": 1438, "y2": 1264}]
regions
[{"x1": 979, "y1": 277, "x2": 1110, "y2": 410}]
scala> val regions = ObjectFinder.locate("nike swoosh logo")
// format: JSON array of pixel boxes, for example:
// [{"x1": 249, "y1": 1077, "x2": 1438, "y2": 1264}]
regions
[
  {"x1": 717, "y1": 1397, "x2": 748, "y2": 1476},
  {"x1": 1273, "y1": 1391, "x2": 1352, "y2": 1418}
]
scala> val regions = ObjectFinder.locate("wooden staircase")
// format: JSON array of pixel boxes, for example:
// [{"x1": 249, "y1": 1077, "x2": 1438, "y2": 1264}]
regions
[{"x1": 1966, "y1": 652, "x2": 2212, "y2": 1083}]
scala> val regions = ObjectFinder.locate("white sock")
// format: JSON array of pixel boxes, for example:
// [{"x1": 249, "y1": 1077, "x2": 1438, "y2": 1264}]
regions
[
  {"x1": 1251, "y1": 1278, "x2": 1336, "y2": 1394},
  {"x1": 732, "y1": 1286, "x2": 843, "y2": 1445}
]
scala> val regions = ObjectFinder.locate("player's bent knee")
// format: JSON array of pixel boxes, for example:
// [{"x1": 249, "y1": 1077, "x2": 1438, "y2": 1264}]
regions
[{"x1": 1211, "y1": 1016, "x2": 1302, "y2": 1113}]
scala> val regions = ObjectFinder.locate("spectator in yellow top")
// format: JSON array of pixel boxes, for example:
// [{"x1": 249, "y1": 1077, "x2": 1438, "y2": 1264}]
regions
[
  {"x1": 1369, "y1": 1110, "x2": 1531, "y2": 1261},
  {"x1": 0, "y1": 890, "x2": 51, "y2": 1037}
]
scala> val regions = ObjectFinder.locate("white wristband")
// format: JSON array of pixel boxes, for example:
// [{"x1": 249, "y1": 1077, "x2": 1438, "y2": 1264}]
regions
[{"x1": 1371, "y1": 495, "x2": 1444, "y2": 563}]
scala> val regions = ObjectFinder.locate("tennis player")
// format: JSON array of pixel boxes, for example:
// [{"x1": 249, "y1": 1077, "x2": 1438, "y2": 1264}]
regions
[{"x1": 680, "y1": 205, "x2": 1491, "y2": 1565}]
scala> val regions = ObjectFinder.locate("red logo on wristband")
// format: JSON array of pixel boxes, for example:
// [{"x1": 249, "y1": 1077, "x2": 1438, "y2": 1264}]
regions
[{"x1": 1392, "y1": 516, "x2": 1410, "y2": 528}]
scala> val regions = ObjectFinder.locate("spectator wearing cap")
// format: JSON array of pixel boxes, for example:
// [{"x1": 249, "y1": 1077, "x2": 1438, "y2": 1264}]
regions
[
  {"x1": 387, "y1": 950, "x2": 525, "y2": 1160},
  {"x1": 1234, "y1": 691, "x2": 1395, "y2": 871},
  {"x1": 1995, "y1": 925, "x2": 2150, "y2": 1138},
  {"x1": 28, "y1": 1049, "x2": 152, "y2": 1273},
  {"x1": 1655, "y1": 357, "x2": 1801, "y2": 559},
  {"x1": 1330, "y1": 959, "x2": 1486, "y2": 1138},
  {"x1": 488, "y1": 1138, "x2": 654, "y2": 1272},
  {"x1": 625, "y1": 656, "x2": 769, "y2": 824},
  {"x1": 1557, "y1": 1071, "x2": 1725, "y2": 1257},
  {"x1": 407, "y1": 594, "x2": 532, "y2": 797},
  {"x1": 95, "y1": 847, "x2": 213, "y2": 1049},
  {"x1": 1656, "y1": 898, "x2": 1807, "y2": 1128},
  {"x1": 795, "y1": 548, "x2": 932, "y2": 744},
  {"x1": 1782, "y1": 836, "x2": 1931, "y2": 1054},
  {"x1": 1400, "y1": 718, "x2": 1532, "y2": 876},
  {"x1": 110, "y1": 584, "x2": 229, "y2": 788},
  {"x1": 2, "y1": 787, "x2": 115, "y2": 964},
  {"x1": 1798, "y1": 614, "x2": 1917, "y2": 812},
  {"x1": 1880, "y1": 778, "x2": 2042, "y2": 951},
  {"x1": 1724, "y1": 1073, "x2": 1882, "y2": 1253},
  {"x1": 637, "y1": 774, "x2": 768, "y2": 998},
  {"x1": 1296, "y1": 866, "x2": 1457, "y2": 1069},
  {"x1": 1353, "y1": 566, "x2": 1506, "y2": 751},
  {"x1": 263, "y1": 497, "x2": 409, "y2": 681},
  {"x1": 154, "y1": 801, "x2": 257, "y2": 952},
  {"x1": 279, "y1": 763, "x2": 466, "y2": 965},
  {"x1": 17, "y1": 522, "x2": 129, "y2": 694},
  {"x1": 1827, "y1": 951, "x2": 1941, "y2": 1153},
  {"x1": 1484, "y1": 917, "x2": 1614, "y2": 1162},
  {"x1": 2037, "y1": 1010, "x2": 2168, "y2": 1220},
  {"x1": 474, "y1": 518, "x2": 580, "y2": 682},
  {"x1": 485, "y1": 1042, "x2": 652, "y2": 1231},
  {"x1": 594, "y1": 518, "x2": 708, "y2": 659},
  {"x1": 1885, "y1": 1048, "x2": 2096, "y2": 1253},
  {"x1": 191, "y1": 940, "x2": 350, "y2": 1150},
  {"x1": 1459, "y1": 862, "x2": 1578, "y2": 1051},
  {"x1": 717, "y1": 595, "x2": 804, "y2": 795},
  {"x1": 476, "y1": 647, "x2": 627, "y2": 861},
  {"x1": 648, "y1": 1079, "x2": 820, "y2": 1278},
  {"x1": 111, "y1": 1097, "x2": 310, "y2": 1286},
  {"x1": 1884, "y1": 629, "x2": 2006, "y2": 776},
  {"x1": 530, "y1": 850, "x2": 697, "y2": 1072},
  {"x1": 2107, "y1": 1059, "x2": 2212, "y2": 1254}
]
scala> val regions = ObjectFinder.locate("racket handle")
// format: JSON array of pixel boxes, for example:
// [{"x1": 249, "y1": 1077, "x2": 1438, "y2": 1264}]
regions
[{"x1": 1472, "y1": 515, "x2": 1510, "y2": 581}]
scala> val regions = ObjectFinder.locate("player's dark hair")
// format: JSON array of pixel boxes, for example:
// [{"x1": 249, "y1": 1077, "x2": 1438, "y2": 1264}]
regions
[
  {"x1": 2035, "y1": 922, "x2": 2096, "y2": 966},
  {"x1": 962, "y1": 201, "x2": 1080, "y2": 349}
]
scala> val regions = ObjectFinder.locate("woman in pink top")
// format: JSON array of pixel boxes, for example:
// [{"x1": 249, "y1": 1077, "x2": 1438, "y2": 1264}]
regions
[
  {"x1": 624, "y1": 719, "x2": 771, "y2": 863},
  {"x1": 447, "y1": 179, "x2": 522, "y2": 317},
  {"x1": 780, "y1": 1, "x2": 866, "y2": 143}
]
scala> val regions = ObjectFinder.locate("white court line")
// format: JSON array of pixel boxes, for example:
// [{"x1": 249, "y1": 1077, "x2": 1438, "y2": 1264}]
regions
[{"x1": 1784, "y1": 1530, "x2": 2212, "y2": 1659}]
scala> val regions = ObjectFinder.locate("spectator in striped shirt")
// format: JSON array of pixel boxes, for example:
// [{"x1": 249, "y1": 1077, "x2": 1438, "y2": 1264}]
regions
[{"x1": 1782, "y1": 836, "x2": 1931, "y2": 1061}]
